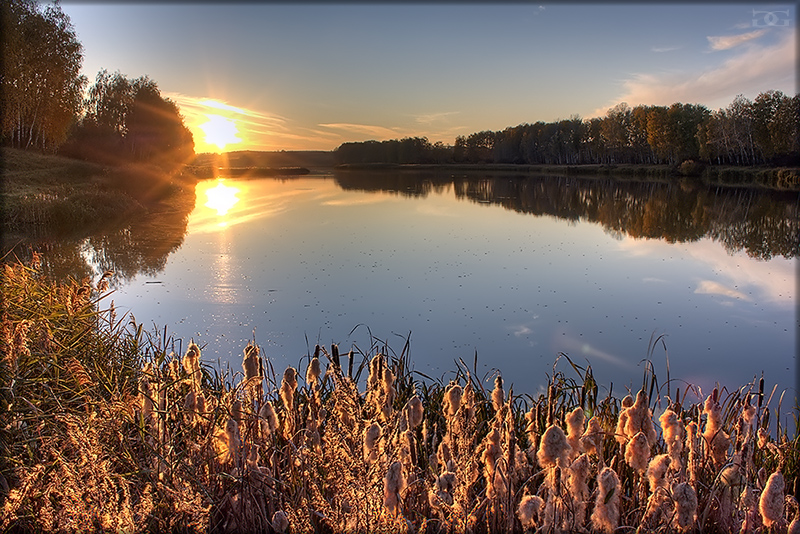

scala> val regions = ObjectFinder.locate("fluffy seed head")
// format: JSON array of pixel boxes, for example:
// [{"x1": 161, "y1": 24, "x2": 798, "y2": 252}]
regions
[
  {"x1": 537, "y1": 424, "x2": 571, "y2": 469},
  {"x1": 760, "y1": 471, "x2": 786, "y2": 528},
  {"x1": 406, "y1": 395, "x2": 423, "y2": 428},
  {"x1": 271, "y1": 511, "x2": 289, "y2": 533},
  {"x1": 591, "y1": 467, "x2": 621, "y2": 534},
  {"x1": 518, "y1": 494, "x2": 544, "y2": 529},
  {"x1": 672, "y1": 482, "x2": 698, "y2": 532},
  {"x1": 443, "y1": 383, "x2": 462, "y2": 418},
  {"x1": 625, "y1": 431, "x2": 650, "y2": 474}
]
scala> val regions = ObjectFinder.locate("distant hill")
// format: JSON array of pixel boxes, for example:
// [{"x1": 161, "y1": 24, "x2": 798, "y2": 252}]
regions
[{"x1": 193, "y1": 150, "x2": 335, "y2": 169}]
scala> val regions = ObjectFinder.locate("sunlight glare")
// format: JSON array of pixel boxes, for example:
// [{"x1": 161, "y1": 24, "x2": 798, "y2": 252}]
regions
[
  {"x1": 204, "y1": 180, "x2": 240, "y2": 216},
  {"x1": 199, "y1": 114, "x2": 241, "y2": 151}
]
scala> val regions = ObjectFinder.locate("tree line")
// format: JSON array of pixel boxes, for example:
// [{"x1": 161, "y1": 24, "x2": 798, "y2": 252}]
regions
[
  {"x1": 335, "y1": 92, "x2": 799, "y2": 167},
  {"x1": 1, "y1": 0, "x2": 193, "y2": 169}
]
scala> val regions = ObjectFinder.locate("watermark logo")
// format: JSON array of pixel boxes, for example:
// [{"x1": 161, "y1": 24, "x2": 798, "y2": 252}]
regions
[{"x1": 752, "y1": 9, "x2": 791, "y2": 27}]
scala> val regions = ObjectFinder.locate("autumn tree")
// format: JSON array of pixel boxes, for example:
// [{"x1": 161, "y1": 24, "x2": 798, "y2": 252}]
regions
[
  {"x1": 1, "y1": 0, "x2": 86, "y2": 151},
  {"x1": 61, "y1": 70, "x2": 194, "y2": 168}
]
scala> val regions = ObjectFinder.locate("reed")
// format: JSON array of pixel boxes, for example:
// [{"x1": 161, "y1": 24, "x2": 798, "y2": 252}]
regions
[{"x1": 1, "y1": 255, "x2": 797, "y2": 533}]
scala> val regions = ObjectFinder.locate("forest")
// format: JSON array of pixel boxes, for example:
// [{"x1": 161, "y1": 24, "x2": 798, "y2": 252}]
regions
[
  {"x1": 334, "y1": 94, "x2": 800, "y2": 169},
  {"x1": 1, "y1": 0, "x2": 194, "y2": 170}
]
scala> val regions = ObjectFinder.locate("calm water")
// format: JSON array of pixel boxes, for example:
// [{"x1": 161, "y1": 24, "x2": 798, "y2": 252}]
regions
[{"x1": 24, "y1": 171, "x2": 800, "y2": 410}]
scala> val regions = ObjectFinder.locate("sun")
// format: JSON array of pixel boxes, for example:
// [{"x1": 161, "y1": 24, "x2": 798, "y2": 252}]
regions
[{"x1": 198, "y1": 114, "x2": 241, "y2": 151}]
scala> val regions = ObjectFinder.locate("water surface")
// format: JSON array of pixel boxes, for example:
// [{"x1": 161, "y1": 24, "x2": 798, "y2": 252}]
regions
[{"x1": 79, "y1": 170, "x2": 798, "y2": 408}]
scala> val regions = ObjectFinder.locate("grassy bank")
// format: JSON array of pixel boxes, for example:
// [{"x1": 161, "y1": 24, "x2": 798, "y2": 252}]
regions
[
  {"x1": 2, "y1": 148, "x2": 198, "y2": 243},
  {"x1": 1, "y1": 256, "x2": 798, "y2": 533}
]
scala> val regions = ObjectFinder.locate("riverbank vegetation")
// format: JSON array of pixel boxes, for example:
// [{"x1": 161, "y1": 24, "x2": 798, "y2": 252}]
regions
[
  {"x1": 1, "y1": 255, "x2": 797, "y2": 533},
  {"x1": 334, "y1": 91, "x2": 800, "y2": 190},
  {"x1": 1, "y1": 147, "x2": 198, "y2": 248}
]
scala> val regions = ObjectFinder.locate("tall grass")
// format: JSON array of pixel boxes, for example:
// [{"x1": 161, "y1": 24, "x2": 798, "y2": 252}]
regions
[{"x1": 1, "y1": 255, "x2": 798, "y2": 533}]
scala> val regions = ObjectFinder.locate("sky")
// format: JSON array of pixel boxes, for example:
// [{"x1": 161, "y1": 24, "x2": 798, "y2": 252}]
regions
[{"x1": 59, "y1": 2, "x2": 796, "y2": 153}]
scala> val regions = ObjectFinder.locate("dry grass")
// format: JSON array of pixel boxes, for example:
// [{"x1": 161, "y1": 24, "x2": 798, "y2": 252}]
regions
[{"x1": 1, "y1": 255, "x2": 798, "y2": 533}]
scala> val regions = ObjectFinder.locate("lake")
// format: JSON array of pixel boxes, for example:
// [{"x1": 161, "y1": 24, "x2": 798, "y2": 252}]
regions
[{"x1": 21, "y1": 170, "x2": 799, "y2": 412}]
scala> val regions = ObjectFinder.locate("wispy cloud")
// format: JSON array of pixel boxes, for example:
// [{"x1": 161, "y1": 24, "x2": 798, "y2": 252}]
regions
[
  {"x1": 318, "y1": 123, "x2": 403, "y2": 138},
  {"x1": 651, "y1": 46, "x2": 681, "y2": 53},
  {"x1": 413, "y1": 111, "x2": 460, "y2": 125},
  {"x1": 590, "y1": 29, "x2": 795, "y2": 117},
  {"x1": 707, "y1": 29, "x2": 769, "y2": 51},
  {"x1": 695, "y1": 280, "x2": 751, "y2": 301}
]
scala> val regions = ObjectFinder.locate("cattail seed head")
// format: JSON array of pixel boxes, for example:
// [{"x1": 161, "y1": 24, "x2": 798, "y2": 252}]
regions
[
  {"x1": 671, "y1": 482, "x2": 698, "y2": 532},
  {"x1": 760, "y1": 471, "x2": 786, "y2": 528},
  {"x1": 581, "y1": 416, "x2": 603, "y2": 457},
  {"x1": 182, "y1": 342, "x2": 202, "y2": 391},
  {"x1": 625, "y1": 431, "x2": 650, "y2": 474},
  {"x1": 491, "y1": 375, "x2": 504, "y2": 413},
  {"x1": 443, "y1": 383, "x2": 462, "y2": 418},
  {"x1": 306, "y1": 355, "x2": 321, "y2": 388},
  {"x1": 406, "y1": 395, "x2": 423, "y2": 429},
  {"x1": 280, "y1": 366, "x2": 297, "y2": 411},
  {"x1": 242, "y1": 342, "x2": 260, "y2": 383},
  {"x1": 517, "y1": 495, "x2": 545, "y2": 529},
  {"x1": 537, "y1": 424, "x2": 571, "y2": 469},
  {"x1": 383, "y1": 461, "x2": 406, "y2": 516},
  {"x1": 259, "y1": 401, "x2": 278, "y2": 436},
  {"x1": 565, "y1": 406, "x2": 585, "y2": 460},
  {"x1": 591, "y1": 466, "x2": 621, "y2": 534}
]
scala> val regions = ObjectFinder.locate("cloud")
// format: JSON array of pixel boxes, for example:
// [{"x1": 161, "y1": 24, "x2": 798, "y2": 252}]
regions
[
  {"x1": 707, "y1": 29, "x2": 769, "y2": 51},
  {"x1": 590, "y1": 29, "x2": 795, "y2": 117},
  {"x1": 318, "y1": 122, "x2": 403, "y2": 138},
  {"x1": 695, "y1": 280, "x2": 751, "y2": 301},
  {"x1": 413, "y1": 111, "x2": 460, "y2": 125},
  {"x1": 651, "y1": 46, "x2": 681, "y2": 53}
]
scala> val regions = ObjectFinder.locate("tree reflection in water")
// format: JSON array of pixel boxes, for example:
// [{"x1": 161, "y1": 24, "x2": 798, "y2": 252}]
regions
[
  {"x1": 335, "y1": 170, "x2": 799, "y2": 261},
  {"x1": 4, "y1": 183, "x2": 196, "y2": 285},
  {"x1": 4, "y1": 170, "x2": 797, "y2": 284}
]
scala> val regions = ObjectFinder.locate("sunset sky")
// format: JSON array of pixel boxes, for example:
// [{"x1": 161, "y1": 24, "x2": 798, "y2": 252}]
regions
[{"x1": 60, "y1": 3, "x2": 796, "y2": 153}]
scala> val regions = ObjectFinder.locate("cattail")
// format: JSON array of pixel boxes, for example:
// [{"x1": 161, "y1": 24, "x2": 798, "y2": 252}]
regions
[
  {"x1": 517, "y1": 495, "x2": 545, "y2": 529},
  {"x1": 568, "y1": 453, "x2": 591, "y2": 527},
  {"x1": 581, "y1": 416, "x2": 603, "y2": 457},
  {"x1": 491, "y1": 375, "x2": 504, "y2": 413},
  {"x1": 182, "y1": 342, "x2": 202, "y2": 391},
  {"x1": 686, "y1": 421, "x2": 701, "y2": 484},
  {"x1": 702, "y1": 391, "x2": 731, "y2": 469},
  {"x1": 271, "y1": 510, "x2": 289, "y2": 533},
  {"x1": 537, "y1": 424, "x2": 571, "y2": 469},
  {"x1": 659, "y1": 408, "x2": 684, "y2": 473},
  {"x1": 462, "y1": 382, "x2": 476, "y2": 420},
  {"x1": 643, "y1": 454, "x2": 672, "y2": 524},
  {"x1": 214, "y1": 417, "x2": 240, "y2": 464},
  {"x1": 740, "y1": 484, "x2": 759, "y2": 534},
  {"x1": 306, "y1": 355, "x2": 321, "y2": 388},
  {"x1": 183, "y1": 391, "x2": 197, "y2": 423},
  {"x1": 364, "y1": 421, "x2": 382, "y2": 464},
  {"x1": 259, "y1": 401, "x2": 278, "y2": 437},
  {"x1": 625, "y1": 431, "x2": 650, "y2": 474},
  {"x1": 615, "y1": 394, "x2": 633, "y2": 444},
  {"x1": 758, "y1": 427, "x2": 770, "y2": 448},
  {"x1": 565, "y1": 407, "x2": 585, "y2": 462},
  {"x1": 381, "y1": 367, "x2": 396, "y2": 420},
  {"x1": 280, "y1": 367, "x2": 297, "y2": 411},
  {"x1": 671, "y1": 482, "x2": 698, "y2": 532},
  {"x1": 443, "y1": 383, "x2": 462, "y2": 418},
  {"x1": 760, "y1": 471, "x2": 786, "y2": 528},
  {"x1": 623, "y1": 389, "x2": 657, "y2": 446},
  {"x1": 406, "y1": 395, "x2": 423, "y2": 429},
  {"x1": 242, "y1": 342, "x2": 260, "y2": 383},
  {"x1": 383, "y1": 461, "x2": 406, "y2": 516},
  {"x1": 591, "y1": 466, "x2": 620, "y2": 534}
]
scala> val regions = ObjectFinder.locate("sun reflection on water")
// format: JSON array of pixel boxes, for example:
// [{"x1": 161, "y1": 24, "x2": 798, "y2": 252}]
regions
[{"x1": 203, "y1": 180, "x2": 241, "y2": 216}]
